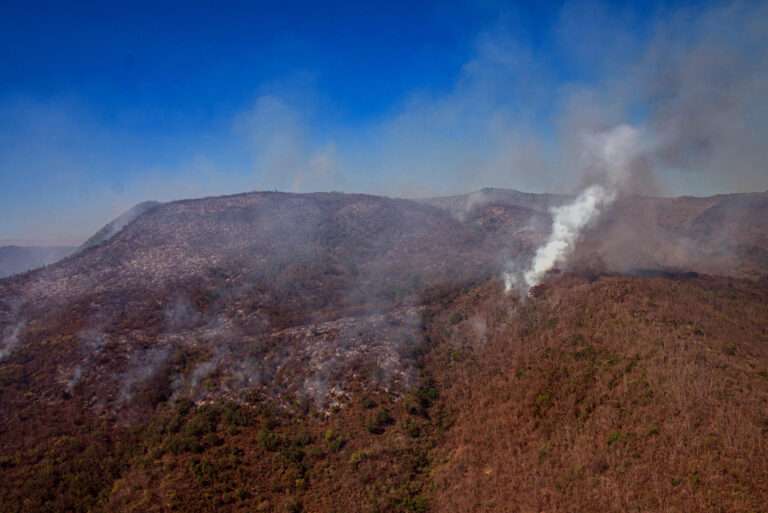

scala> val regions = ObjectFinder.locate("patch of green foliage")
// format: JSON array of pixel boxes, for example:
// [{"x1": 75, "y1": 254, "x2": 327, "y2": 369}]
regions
[{"x1": 367, "y1": 408, "x2": 395, "y2": 434}]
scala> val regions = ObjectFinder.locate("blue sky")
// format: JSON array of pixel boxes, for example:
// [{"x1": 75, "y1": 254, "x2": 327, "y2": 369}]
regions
[
  {"x1": 0, "y1": 2, "x2": 552, "y2": 121},
  {"x1": 1, "y1": 0, "x2": 766, "y2": 243}
]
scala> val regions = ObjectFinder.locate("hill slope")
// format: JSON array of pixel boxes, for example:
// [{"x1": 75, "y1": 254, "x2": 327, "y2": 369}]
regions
[
  {"x1": 427, "y1": 188, "x2": 768, "y2": 277},
  {"x1": 429, "y1": 274, "x2": 768, "y2": 513},
  {"x1": 78, "y1": 201, "x2": 162, "y2": 252},
  {"x1": 1, "y1": 189, "x2": 767, "y2": 512}
]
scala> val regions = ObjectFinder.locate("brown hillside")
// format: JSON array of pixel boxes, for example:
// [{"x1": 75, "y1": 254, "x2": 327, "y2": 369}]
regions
[
  {"x1": 1, "y1": 190, "x2": 768, "y2": 512},
  {"x1": 427, "y1": 274, "x2": 768, "y2": 513}
]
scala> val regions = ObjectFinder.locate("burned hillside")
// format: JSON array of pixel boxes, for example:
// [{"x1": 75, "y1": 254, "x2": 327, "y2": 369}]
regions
[{"x1": 0, "y1": 189, "x2": 767, "y2": 512}]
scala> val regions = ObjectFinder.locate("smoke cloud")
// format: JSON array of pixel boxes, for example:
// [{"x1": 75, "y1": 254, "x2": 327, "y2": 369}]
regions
[
  {"x1": 506, "y1": 185, "x2": 612, "y2": 292},
  {"x1": 500, "y1": 0, "x2": 768, "y2": 292},
  {"x1": 505, "y1": 125, "x2": 645, "y2": 293}
]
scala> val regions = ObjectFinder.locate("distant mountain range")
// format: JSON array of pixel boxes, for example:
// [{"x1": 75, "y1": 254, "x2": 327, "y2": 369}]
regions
[
  {"x1": 0, "y1": 201, "x2": 161, "y2": 278},
  {"x1": 0, "y1": 245, "x2": 76, "y2": 278}
]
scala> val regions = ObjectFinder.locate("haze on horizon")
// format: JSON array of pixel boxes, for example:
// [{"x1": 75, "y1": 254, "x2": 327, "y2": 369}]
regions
[{"x1": 1, "y1": 0, "x2": 766, "y2": 245}]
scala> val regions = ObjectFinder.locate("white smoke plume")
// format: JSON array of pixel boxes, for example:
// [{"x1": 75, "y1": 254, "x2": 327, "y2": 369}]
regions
[
  {"x1": 0, "y1": 320, "x2": 25, "y2": 361},
  {"x1": 505, "y1": 124, "x2": 643, "y2": 294},
  {"x1": 506, "y1": 184, "x2": 614, "y2": 292},
  {"x1": 65, "y1": 365, "x2": 82, "y2": 395}
]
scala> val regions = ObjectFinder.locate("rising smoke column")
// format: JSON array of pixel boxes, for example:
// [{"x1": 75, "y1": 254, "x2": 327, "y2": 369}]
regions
[{"x1": 505, "y1": 124, "x2": 643, "y2": 294}]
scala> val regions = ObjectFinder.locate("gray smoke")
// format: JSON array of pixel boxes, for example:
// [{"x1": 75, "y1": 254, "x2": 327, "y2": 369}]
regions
[
  {"x1": 556, "y1": 0, "x2": 768, "y2": 195},
  {"x1": 65, "y1": 366, "x2": 82, "y2": 395},
  {"x1": 505, "y1": 124, "x2": 645, "y2": 293},
  {"x1": 0, "y1": 320, "x2": 25, "y2": 361},
  {"x1": 502, "y1": 1, "x2": 768, "y2": 290}
]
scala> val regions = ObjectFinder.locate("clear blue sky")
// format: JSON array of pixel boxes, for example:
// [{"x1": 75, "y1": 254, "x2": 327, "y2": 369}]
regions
[
  {"x1": 0, "y1": 2, "x2": 551, "y2": 121},
  {"x1": 1, "y1": 0, "x2": 764, "y2": 243}
]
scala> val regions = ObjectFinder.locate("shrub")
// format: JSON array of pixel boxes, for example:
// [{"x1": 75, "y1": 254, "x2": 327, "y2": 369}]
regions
[
  {"x1": 404, "y1": 419, "x2": 421, "y2": 438},
  {"x1": 222, "y1": 403, "x2": 251, "y2": 427},
  {"x1": 367, "y1": 409, "x2": 394, "y2": 434},
  {"x1": 190, "y1": 458, "x2": 217, "y2": 486},
  {"x1": 328, "y1": 437, "x2": 345, "y2": 452},
  {"x1": 292, "y1": 432, "x2": 313, "y2": 447},
  {"x1": 404, "y1": 495, "x2": 429, "y2": 513},
  {"x1": 349, "y1": 450, "x2": 369, "y2": 468},
  {"x1": 202, "y1": 433, "x2": 223, "y2": 448},
  {"x1": 183, "y1": 407, "x2": 220, "y2": 438},
  {"x1": 405, "y1": 398, "x2": 423, "y2": 416},
  {"x1": 258, "y1": 429, "x2": 282, "y2": 451},
  {"x1": 280, "y1": 446, "x2": 305, "y2": 465},
  {"x1": 284, "y1": 497, "x2": 303, "y2": 513},
  {"x1": 166, "y1": 434, "x2": 203, "y2": 455},
  {"x1": 533, "y1": 392, "x2": 553, "y2": 417},
  {"x1": 416, "y1": 386, "x2": 438, "y2": 408},
  {"x1": 323, "y1": 430, "x2": 345, "y2": 452}
]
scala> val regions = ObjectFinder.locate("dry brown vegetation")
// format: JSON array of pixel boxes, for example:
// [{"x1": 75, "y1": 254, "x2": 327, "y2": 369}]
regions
[
  {"x1": 2, "y1": 273, "x2": 766, "y2": 512},
  {"x1": 1, "y1": 190, "x2": 768, "y2": 512},
  {"x1": 0, "y1": 374, "x2": 445, "y2": 513},
  {"x1": 428, "y1": 274, "x2": 768, "y2": 513}
]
